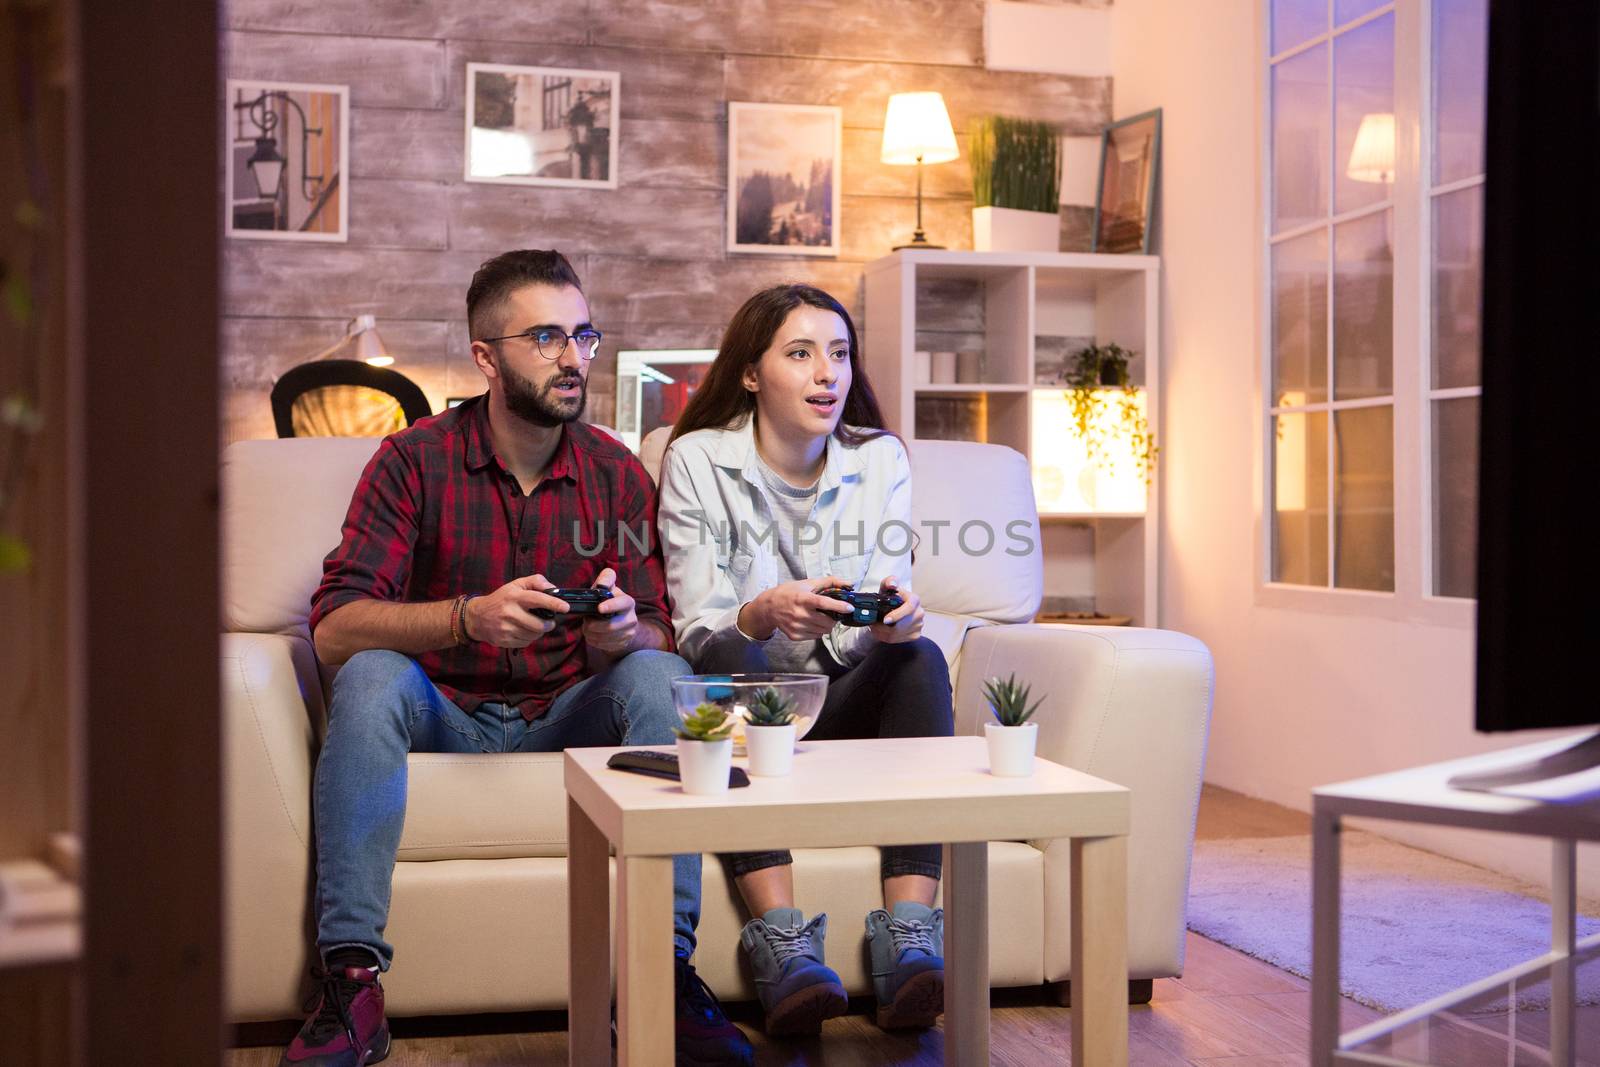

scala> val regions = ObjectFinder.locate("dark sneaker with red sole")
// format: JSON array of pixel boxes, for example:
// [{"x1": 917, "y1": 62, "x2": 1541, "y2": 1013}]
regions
[
  {"x1": 675, "y1": 956, "x2": 755, "y2": 1066},
  {"x1": 279, "y1": 964, "x2": 391, "y2": 1066}
]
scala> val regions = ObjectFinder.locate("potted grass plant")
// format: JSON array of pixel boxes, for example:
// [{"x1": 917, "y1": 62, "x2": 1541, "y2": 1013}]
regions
[
  {"x1": 675, "y1": 701, "x2": 736, "y2": 795},
  {"x1": 982, "y1": 673, "x2": 1044, "y2": 777},
  {"x1": 970, "y1": 115, "x2": 1061, "y2": 252},
  {"x1": 742, "y1": 687, "x2": 798, "y2": 777}
]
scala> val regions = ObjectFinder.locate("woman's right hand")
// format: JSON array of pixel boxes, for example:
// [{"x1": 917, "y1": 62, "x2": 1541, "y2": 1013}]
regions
[{"x1": 741, "y1": 576, "x2": 853, "y2": 640}]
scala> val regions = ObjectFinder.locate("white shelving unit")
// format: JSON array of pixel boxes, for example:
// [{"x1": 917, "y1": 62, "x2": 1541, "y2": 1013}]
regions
[{"x1": 863, "y1": 249, "x2": 1162, "y2": 626}]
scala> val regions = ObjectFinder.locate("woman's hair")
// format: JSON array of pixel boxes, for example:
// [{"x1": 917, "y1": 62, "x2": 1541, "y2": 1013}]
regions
[{"x1": 668, "y1": 283, "x2": 894, "y2": 448}]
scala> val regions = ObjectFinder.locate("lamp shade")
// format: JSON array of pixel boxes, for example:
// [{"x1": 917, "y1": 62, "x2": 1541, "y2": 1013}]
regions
[
  {"x1": 881, "y1": 92, "x2": 959, "y2": 166},
  {"x1": 348, "y1": 315, "x2": 393, "y2": 367},
  {"x1": 1346, "y1": 112, "x2": 1395, "y2": 183}
]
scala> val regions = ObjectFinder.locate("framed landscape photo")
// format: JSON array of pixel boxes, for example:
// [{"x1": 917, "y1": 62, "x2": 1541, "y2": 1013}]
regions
[
  {"x1": 1092, "y1": 108, "x2": 1162, "y2": 254},
  {"x1": 225, "y1": 80, "x2": 349, "y2": 242},
  {"x1": 727, "y1": 102, "x2": 841, "y2": 256},
  {"x1": 465, "y1": 63, "x2": 619, "y2": 188}
]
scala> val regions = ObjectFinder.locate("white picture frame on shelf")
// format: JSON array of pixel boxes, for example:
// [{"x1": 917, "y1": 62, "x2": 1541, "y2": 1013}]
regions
[
  {"x1": 225, "y1": 80, "x2": 349, "y2": 242},
  {"x1": 727, "y1": 102, "x2": 841, "y2": 256},
  {"x1": 464, "y1": 62, "x2": 619, "y2": 189}
]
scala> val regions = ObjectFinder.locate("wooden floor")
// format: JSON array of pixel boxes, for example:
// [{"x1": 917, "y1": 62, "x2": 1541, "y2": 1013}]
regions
[{"x1": 227, "y1": 786, "x2": 1597, "y2": 1065}]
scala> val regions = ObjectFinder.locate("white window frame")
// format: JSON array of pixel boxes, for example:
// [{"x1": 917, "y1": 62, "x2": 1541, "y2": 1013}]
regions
[{"x1": 1255, "y1": 0, "x2": 1475, "y2": 630}]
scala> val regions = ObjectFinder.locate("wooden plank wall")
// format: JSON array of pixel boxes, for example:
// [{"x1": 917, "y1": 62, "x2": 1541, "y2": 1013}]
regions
[{"x1": 220, "y1": 0, "x2": 1110, "y2": 444}]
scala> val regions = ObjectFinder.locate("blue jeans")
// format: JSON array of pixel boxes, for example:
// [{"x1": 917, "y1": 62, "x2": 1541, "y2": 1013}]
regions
[{"x1": 313, "y1": 647, "x2": 700, "y2": 970}]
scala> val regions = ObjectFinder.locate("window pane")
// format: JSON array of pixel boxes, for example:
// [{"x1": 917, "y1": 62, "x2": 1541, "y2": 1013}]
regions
[
  {"x1": 1273, "y1": 410, "x2": 1330, "y2": 585},
  {"x1": 1432, "y1": 397, "x2": 1478, "y2": 598},
  {"x1": 1433, "y1": 0, "x2": 1489, "y2": 185},
  {"x1": 1335, "y1": 0, "x2": 1387, "y2": 26},
  {"x1": 1335, "y1": 13, "x2": 1394, "y2": 214},
  {"x1": 1333, "y1": 405, "x2": 1394, "y2": 591},
  {"x1": 1273, "y1": 229, "x2": 1329, "y2": 406},
  {"x1": 1273, "y1": 0, "x2": 1326, "y2": 55},
  {"x1": 1272, "y1": 45, "x2": 1329, "y2": 233},
  {"x1": 1432, "y1": 184, "x2": 1482, "y2": 389},
  {"x1": 1333, "y1": 211, "x2": 1392, "y2": 399}
]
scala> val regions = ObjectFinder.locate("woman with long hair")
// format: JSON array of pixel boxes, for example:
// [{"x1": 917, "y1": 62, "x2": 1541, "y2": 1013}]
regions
[{"x1": 656, "y1": 284, "x2": 954, "y2": 1038}]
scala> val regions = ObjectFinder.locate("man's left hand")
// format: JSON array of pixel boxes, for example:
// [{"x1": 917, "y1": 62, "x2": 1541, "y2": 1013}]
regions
[
  {"x1": 867, "y1": 575, "x2": 924, "y2": 644},
  {"x1": 582, "y1": 567, "x2": 640, "y2": 655}
]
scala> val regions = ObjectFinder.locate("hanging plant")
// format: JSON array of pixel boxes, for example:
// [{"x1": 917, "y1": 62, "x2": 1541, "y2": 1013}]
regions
[{"x1": 1061, "y1": 343, "x2": 1159, "y2": 484}]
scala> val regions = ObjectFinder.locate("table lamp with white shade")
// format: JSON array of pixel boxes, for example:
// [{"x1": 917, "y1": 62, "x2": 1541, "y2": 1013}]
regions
[
  {"x1": 1346, "y1": 112, "x2": 1395, "y2": 184},
  {"x1": 881, "y1": 91, "x2": 959, "y2": 249}
]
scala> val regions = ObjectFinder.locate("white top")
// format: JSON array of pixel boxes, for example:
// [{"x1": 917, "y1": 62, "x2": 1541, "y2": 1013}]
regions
[{"x1": 655, "y1": 417, "x2": 913, "y2": 670}]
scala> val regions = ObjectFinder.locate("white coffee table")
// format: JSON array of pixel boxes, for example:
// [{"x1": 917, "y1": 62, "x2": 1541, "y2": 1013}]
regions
[{"x1": 564, "y1": 735, "x2": 1131, "y2": 1066}]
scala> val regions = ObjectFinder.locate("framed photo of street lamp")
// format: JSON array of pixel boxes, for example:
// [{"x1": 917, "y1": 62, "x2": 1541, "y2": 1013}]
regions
[
  {"x1": 465, "y1": 63, "x2": 619, "y2": 189},
  {"x1": 225, "y1": 80, "x2": 349, "y2": 242},
  {"x1": 727, "y1": 102, "x2": 841, "y2": 256}
]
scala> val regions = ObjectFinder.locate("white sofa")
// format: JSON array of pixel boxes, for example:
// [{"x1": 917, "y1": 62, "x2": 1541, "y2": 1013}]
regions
[{"x1": 221, "y1": 432, "x2": 1213, "y2": 1021}]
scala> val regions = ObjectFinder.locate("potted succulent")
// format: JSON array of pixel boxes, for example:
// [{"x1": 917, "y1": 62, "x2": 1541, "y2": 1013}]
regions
[
  {"x1": 982, "y1": 673, "x2": 1044, "y2": 777},
  {"x1": 970, "y1": 115, "x2": 1061, "y2": 252},
  {"x1": 743, "y1": 687, "x2": 798, "y2": 777},
  {"x1": 675, "y1": 701, "x2": 736, "y2": 795},
  {"x1": 1062, "y1": 342, "x2": 1159, "y2": 484}
]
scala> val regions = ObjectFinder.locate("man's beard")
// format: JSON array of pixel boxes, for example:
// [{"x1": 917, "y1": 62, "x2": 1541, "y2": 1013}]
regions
[{"x1": 501, "y1": 360, "x2": 587, "y2": 427}]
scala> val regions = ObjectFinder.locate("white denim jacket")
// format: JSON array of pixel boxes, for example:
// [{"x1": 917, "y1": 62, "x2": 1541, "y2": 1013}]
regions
[{"x1": 656, "y1": 417, "x2": 913, "y2": 670}]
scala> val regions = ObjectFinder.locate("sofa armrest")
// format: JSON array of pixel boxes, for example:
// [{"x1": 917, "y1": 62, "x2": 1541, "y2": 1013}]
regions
[
  {"x1": 953, "y1": 623, "x2": 1214, "y2": 979},
  {"x1": 221, "y1": 631, "x2": 323, "y2": 1017}
]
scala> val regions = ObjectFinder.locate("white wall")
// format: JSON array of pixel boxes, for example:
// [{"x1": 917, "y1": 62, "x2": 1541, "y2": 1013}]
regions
[{"x1": 1109, "y1": 0, "x2": 1600, "y2": 898}]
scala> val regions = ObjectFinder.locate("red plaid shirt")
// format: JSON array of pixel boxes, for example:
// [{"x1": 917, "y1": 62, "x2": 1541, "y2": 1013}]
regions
[{"x1": 309, "y1": 396, "x2": 675, "y2": 720}]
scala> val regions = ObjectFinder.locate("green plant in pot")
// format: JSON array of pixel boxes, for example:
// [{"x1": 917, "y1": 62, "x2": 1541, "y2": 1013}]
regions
[
  {"x1": 970, "y1": 115, "x2": 1061, "y2": 252},
  {"x1": 743, "y1": 688, "x2": 799, "y2": 777},
  {"x1": 675, "y1": 702, "x2": 736, "y2": 795},
  {"x1": 1061, "y1": 342, "x2": 1159, "y2": 485},
  {"x1": 982, "y1": 673, "x2": 1044, "y2": 777}
]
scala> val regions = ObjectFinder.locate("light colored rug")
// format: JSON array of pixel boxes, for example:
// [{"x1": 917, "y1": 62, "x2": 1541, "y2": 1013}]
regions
[{"x1": 1186, "y1": 830, "x2": 1600, "y2": 1013}]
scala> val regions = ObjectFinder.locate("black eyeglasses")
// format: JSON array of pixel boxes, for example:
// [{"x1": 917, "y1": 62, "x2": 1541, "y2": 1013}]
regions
[{"x1": 476, "y1": 326, "x2": 603, "y2": 361}]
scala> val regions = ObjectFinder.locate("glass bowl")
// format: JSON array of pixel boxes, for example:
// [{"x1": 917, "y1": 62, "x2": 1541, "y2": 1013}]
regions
[{"x1": 669, "y1": 673, "x2": 828, "y2": 746}]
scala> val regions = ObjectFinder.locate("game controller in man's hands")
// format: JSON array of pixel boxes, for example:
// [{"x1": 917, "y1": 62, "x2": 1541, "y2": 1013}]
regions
[
  {"x1": 533, "y1": 586, "x2": 614, "y2": 620},
  {"x1": 821, "y1": 585, "x2": 905, "y2": 627}
]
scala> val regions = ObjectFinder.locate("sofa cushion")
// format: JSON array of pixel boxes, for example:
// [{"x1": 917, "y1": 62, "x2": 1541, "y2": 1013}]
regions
[
  {"x1": 907, "y1": 440, "x2": 1043, "y2": 623},
  {"x1": 223, "y1": 437, "x2": 383, "y2": 636},
  {"x1": 397, "y1": 752, "x2": 569, "y2": 860}
]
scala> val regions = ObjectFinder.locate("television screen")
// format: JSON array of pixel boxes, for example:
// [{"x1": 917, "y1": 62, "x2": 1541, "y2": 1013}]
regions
[{"x1": 1473, "y1": 1, "x2": 1600, "y2": 731}]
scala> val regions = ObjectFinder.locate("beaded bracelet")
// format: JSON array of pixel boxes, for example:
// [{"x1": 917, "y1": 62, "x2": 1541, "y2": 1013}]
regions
[{"x1": 450, "y1": 593, "x2": 477, "y2": 646}]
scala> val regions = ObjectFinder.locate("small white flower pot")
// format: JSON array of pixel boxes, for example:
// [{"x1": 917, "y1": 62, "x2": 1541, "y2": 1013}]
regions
[
  {"x1": 745, "y1": 723, "x2": 796, "y2": 777},
  {"x1": 972, "y1": 206, "x2": 1061, "y2": 252},
  {"x1": 676, "y1": 737, "x2": 733, "y2": 795},
  {"x1": 985, "y1": 721, "x2": 1039, "y2": 777}
]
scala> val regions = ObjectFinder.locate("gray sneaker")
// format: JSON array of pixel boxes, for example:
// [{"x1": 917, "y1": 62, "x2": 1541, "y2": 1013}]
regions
[
  {"x1": 738, "y1": 907, "x2": 849, "y2": 1036},
  {"x1": 864, "y1": 901, "x2": 945, "y2": 1029}
]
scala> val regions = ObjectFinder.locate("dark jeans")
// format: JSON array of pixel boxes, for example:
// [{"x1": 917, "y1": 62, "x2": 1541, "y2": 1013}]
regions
[{"x1": 697, "y1": 635, "x2": 955, "y2": 884}]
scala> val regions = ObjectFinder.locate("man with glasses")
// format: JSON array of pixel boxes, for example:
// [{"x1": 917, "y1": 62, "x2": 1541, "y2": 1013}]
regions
[{"x1": 283, "y1": 250, "x2": 753, "y2": 1067}]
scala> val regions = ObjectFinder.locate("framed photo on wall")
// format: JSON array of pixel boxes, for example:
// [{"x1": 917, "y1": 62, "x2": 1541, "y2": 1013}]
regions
[
  {"x1": 727, "y1": 102, "x2": 841, "y2": 256},
  {"x1": 225, "y1": 80, "x2": 349, "y2": 242},
  {"x1": 1092, "y1": 108, "x2": 1162, "y2": 254},
  {"x1": 465, "y1": 63, "x2": 619, "y2": 188}
]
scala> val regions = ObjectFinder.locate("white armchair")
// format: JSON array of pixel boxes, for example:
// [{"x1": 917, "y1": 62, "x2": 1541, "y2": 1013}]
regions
[{"x1": 221, "y1": 431, "x2": 1212, "y2": 1020}]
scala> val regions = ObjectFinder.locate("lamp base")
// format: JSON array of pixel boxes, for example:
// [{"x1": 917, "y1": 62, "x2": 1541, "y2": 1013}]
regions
[{"x1": 892, "y1": 234, "x2": 946, "y2": 251}]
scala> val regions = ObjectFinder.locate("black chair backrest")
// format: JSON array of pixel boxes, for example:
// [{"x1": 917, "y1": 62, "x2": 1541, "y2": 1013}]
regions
[{"x1": 270, "y1": 359, "x2": 432, "y2": 438}]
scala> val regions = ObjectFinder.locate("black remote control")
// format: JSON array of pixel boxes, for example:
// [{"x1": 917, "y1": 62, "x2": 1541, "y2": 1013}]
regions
[{"x1": 606, "y1": 749, "x2": 750, "y2": 788}]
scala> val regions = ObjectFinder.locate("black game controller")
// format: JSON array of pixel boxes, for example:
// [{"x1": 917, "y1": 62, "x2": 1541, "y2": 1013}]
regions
[
  {"x1": 533, "y1": 586, "x2": 614, "y2": 620},
  {"x1": 822, "y1": 585, "x2": 905, "y2": 627}
]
